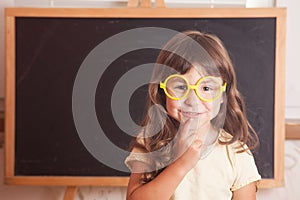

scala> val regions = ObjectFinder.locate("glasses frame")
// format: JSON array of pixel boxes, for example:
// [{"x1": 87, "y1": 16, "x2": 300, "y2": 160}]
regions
[{"x1": 160, "y1": 74, "x2": 227, "y2": 102}]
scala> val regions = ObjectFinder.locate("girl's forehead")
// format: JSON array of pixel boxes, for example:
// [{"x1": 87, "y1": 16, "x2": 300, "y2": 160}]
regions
[
  {"x1": 183, "y1": 67, "x2": 221, "y2": 80},
  {"x1": 183, "y1": 67, "x2": 202, "y2": 78},
  {"x1": 190, "y1": 62, "x2": 221, "y2": 76}
]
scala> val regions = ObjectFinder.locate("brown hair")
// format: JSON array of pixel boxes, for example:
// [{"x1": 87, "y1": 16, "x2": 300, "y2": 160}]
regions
[{"x1": 131, "y1": 30, "x2": 259, "y2": 183}]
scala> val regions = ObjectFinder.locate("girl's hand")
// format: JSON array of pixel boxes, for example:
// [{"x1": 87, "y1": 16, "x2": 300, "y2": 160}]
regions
[{"x1": 172, "y1": 118, "x2": 209, "y2": 172}]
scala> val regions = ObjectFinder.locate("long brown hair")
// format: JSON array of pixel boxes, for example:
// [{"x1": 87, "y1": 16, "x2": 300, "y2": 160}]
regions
[{"x1": 131, "y1": 30, "x2": 259, "y2": 183}]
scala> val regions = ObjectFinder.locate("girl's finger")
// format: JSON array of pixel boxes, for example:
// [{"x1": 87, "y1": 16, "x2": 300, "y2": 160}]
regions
[
  {"x1": 178, "y1": 118, "x2": 194, "y2": 139},
  {"x1": 193, "y1": 139, "x2": 203, "y2": 149}
]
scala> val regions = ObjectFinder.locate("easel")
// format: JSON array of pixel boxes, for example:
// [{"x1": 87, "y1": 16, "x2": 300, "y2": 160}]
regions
[
  {"x1": 63, "y1": 186, "x2": 78, "y2": 200},
  {"x1": 127, "y1": 0, "x2": 165, "y2": 8},
  {"x1": 62, "y1": 0, "x2": 165, "y2": 199}
]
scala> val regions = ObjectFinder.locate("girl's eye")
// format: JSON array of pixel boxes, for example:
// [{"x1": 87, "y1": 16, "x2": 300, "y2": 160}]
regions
[
  {"x1": 175, "y1": 85, "x2": 188, "y2": 90},
  {"x1": 203, "y1": 86, "x2": 210, "y2": 91},
  {"x1": 202, "y1": 86, "x2": 212, "y2": 91}
]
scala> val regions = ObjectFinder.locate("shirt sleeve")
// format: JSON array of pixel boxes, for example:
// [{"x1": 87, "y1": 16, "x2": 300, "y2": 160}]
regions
[
  {"x1": 230, "y1": 149, "x2": 261, "y2": 191},
  {"x1": 124, "y1": 147, "x2": 152, "y2": 172}
]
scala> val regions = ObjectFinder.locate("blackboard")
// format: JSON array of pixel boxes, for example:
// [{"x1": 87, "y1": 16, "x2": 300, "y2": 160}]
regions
[{"x1": 5, "y1": 8, "x2": 286, "y2": 187}]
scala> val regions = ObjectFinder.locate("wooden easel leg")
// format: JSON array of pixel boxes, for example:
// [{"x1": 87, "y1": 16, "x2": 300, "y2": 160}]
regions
[
  {"x1": 63, "y1": 186, "x2": 78, "y2": 200},
  {"x1": 127, "y1": 0, "x2": 166, "y2": 8},
  {"x1": 127, "y1": 0, "x2": 139, "y2": 7},
  {"x1": 155, "y1": 0, "x2": 166, "y2": 7}
]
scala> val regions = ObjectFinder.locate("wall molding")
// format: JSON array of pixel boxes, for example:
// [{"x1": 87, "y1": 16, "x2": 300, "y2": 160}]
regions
[{"x1": 286, "y1": 119, "x2": 300, "y2": 140}]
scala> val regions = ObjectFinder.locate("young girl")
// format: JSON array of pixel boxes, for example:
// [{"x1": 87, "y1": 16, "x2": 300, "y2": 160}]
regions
[{"x1": 125, "y1": 30, "x2": 261, "y2": 200}]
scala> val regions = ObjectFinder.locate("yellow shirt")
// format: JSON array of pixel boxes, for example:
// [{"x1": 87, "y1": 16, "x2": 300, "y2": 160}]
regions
[{"x1": 125, "y1": 130, "x2": 261, "y2": 200}]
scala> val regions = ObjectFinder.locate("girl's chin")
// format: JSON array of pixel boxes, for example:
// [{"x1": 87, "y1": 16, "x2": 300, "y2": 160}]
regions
[{"x1": 179, "y1": 115, "x2": 200, "y2": 125}]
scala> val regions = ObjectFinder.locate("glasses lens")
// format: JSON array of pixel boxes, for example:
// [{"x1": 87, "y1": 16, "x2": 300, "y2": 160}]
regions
[
  {"x1": 165, "y1": 76, "x2": 188, "y2": 99},
  {"x1": 197, "y1": 77, "x2": 222, "y2": 101}
]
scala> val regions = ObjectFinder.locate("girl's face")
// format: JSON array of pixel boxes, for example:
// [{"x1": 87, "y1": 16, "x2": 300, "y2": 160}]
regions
[{"x1": 165, "y1": 67, "x2": 223, "y2": 124}]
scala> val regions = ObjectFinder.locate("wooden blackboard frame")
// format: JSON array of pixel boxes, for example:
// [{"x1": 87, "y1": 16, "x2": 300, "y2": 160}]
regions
[{"x1": 5, "y1": 7, "x2": 286, "y2": 188}]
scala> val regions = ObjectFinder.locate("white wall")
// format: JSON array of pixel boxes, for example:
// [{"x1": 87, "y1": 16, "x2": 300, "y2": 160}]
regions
[
  {"x1": 1, "y1": 0, "x2": 300, "y2": 200},
  {"x1": 284, "y1": 0, "x2": 300, "y2": 119}
]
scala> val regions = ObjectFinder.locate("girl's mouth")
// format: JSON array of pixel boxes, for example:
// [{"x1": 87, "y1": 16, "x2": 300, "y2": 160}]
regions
[{"x1": 181, "y1": 111, "x2": 202, "y2": 118}]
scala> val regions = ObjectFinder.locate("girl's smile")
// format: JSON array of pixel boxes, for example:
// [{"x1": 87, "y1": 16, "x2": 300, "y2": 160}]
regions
[{"x1": 180, "y1": 110, "x2": 203, "y2": 118}]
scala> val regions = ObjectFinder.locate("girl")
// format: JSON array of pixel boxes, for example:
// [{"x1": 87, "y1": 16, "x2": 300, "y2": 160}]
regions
[{"x1": 125, "y1": 30, "x2": 261, "y2": 200}]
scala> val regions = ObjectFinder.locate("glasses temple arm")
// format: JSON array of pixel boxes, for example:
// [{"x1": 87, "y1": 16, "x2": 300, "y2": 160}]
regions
[
  {"x1": 160, "y1": 82, "x2": 166, "y2": 89},
  {"x1": 222, "y1": 82, "x2": 227, "y2": 92}
]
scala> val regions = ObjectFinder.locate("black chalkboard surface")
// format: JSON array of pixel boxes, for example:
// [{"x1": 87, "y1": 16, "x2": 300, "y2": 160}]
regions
[{"x1": 5, "y1": 8, "x2": 286, "y2": 187}]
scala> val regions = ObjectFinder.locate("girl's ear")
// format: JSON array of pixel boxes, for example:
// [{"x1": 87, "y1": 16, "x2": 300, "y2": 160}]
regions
[
  {"x1": 220, "y1": 92, "x2": 226, "y2": 104},
  {"x1": 217, "y1": 92, "x2": 223, "y2": 104}
]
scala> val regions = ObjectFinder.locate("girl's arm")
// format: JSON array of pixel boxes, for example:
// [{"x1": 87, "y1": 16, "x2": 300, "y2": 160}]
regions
[
  {"x1": 126, "y1": 140, "x2": 203, "y2": 200},
  {"x1": 232, "y1": 182, "x2": 258, "y2": 200},
  {"x1": 126, "y1": 119, "x2": 205, "y2": 200},
  {"x1": 126, "y1": 159, "x2": 187, "y2": 200}
]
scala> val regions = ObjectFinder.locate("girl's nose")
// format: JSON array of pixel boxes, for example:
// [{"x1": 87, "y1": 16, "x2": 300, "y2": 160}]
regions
[{"x1": 184, "y1": 89, "x2": 200, "y2": 106}]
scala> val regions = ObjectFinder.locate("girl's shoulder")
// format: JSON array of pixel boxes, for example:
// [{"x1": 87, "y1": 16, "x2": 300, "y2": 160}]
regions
[
  {"x1": 216, "y1": 129, "x2": 257, "y2": 171},
  {"x1": 124, "y1": 145, "x2": 152, "y2": 173},
  {"x1": 124, "y1": 131, "x2": 151, "y2": 172},
  {"x1": 218, "y1": 129, "x2": 251, "y2": 154},
  {"x1": 217, "y1": 130, "x2": 261, "y2": 191},
  {"x1": 218, "y1": 129, "x2": 233, "y2": 143}
]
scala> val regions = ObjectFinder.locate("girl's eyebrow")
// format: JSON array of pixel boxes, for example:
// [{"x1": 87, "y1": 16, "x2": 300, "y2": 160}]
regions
[{"x1": 201, "y1": 80, "x2": 219, "y2": 83}]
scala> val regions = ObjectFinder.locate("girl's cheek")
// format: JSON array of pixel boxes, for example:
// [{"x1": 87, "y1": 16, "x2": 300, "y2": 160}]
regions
[
  {"x1": 166, "y1": 98, "x2": 182, "y2": 121},
  {"x1": 209, "y1": 101, "x2": 222, "y2": 119}
]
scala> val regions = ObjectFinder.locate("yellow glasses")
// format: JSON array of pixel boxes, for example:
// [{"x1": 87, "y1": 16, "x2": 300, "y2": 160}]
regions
[{"x1": 160, "y1": 74, "x2": 227, "y2": 102}]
